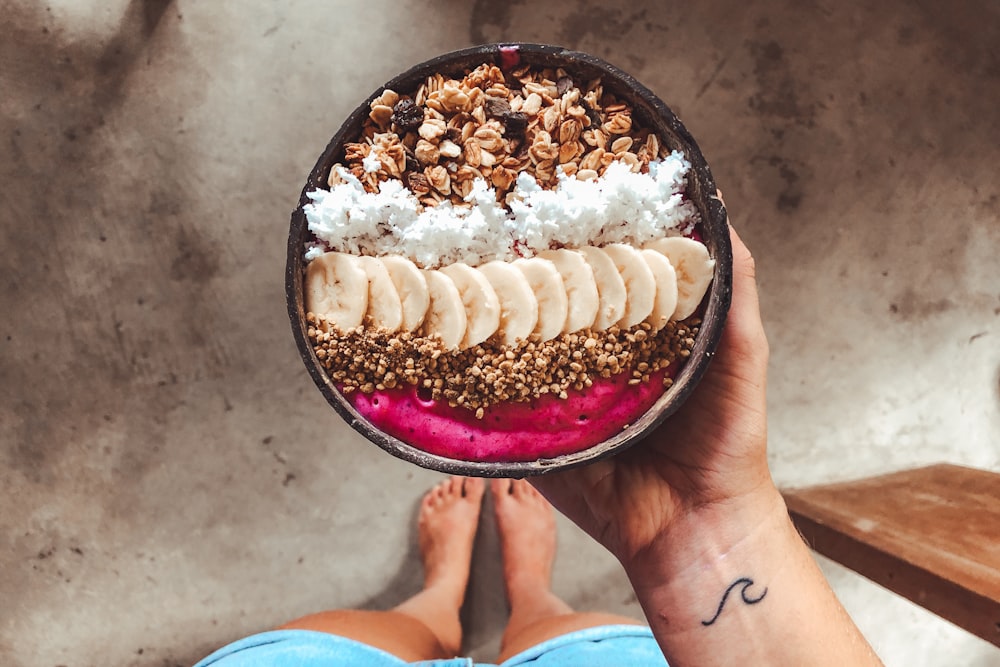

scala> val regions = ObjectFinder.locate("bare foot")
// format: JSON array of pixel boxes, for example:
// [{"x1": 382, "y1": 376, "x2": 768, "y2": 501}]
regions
[
  {"x1": 418, "y1": 476, "x2": 485, "y2": 607},
  {"x1": 491, "y1": 479, "x2": 559, "y2": 605}
]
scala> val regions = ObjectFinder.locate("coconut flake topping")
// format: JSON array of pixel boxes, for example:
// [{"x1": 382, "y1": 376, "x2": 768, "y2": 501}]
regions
[{"x1": 304, "y1": 151, "x2": 699, "y2": 268}]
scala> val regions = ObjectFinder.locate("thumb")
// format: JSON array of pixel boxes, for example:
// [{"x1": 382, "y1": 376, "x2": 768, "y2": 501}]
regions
[{"x1": 718, "y1": 224, "x2": 769, "y2": 372}]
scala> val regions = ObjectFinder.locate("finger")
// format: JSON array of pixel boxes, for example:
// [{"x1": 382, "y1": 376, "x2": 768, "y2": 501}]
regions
[
  {"x1": 529, "y1": 473, "x2": 563, "y2": 505},
  {"x1": 530, "y1": 458, "x2": 614, "y2": 525},
  {"x1": 718, "y1": 224, "x2": 769, "y2": 370},
  {"x1": 530, "y1": 472, "x2": 588, "y2": 522}
]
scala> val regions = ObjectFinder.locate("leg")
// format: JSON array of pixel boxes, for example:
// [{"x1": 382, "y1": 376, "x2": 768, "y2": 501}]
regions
[
  {"x1": 491, "y1": 479, "x2": 644, "y2": 663},
  {"x1": 280, "y1": 476, "x2": 485, "y2": 662}
]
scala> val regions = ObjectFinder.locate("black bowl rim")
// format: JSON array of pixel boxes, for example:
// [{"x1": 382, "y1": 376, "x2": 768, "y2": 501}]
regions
[{"x1": 286, "y1": 42, "x2": 733, "y2": 478}]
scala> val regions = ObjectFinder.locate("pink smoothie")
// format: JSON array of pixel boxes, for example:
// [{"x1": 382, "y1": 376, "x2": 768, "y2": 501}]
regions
[{"x1": 347, "y1": 363, "x2": 678, "y2": 462}]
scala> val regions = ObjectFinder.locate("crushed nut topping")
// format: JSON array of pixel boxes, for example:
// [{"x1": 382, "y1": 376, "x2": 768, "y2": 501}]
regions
[{"x1": 306, "y1": 312, "x2": 697, "y2": 417}]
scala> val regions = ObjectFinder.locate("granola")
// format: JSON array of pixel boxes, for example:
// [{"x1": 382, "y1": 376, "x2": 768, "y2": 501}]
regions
[{"x1": 329, "y1": 63, "x2": 668, "y2": 209}]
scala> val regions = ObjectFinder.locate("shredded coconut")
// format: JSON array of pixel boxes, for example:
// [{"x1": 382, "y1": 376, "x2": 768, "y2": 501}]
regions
[
  {"x1": 361, "y1": 152, "x2": 381, "y2": 174},
  {"x1": 303, "y1": 151, "x2": 699, "y2": 268}
]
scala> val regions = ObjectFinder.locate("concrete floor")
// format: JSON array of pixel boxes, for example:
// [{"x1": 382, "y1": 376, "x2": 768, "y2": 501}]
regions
[{"x1": 1, "y1": 0, "x2": 998, "y2": 665}]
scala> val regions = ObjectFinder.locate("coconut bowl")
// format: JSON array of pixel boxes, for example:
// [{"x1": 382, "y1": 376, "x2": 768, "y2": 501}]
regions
[{"x1": 286, "y1": 43, "x2": 732, "y2": 477}]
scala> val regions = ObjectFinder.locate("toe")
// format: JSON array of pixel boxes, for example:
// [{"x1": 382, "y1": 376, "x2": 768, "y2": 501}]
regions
[
  {"x1": 446, "y1": 476, "x2": 464, "y2": 498},
  {"x1": 431, "y1": 479, "x2": 449, "y2": 505},
  {"x1": 491, "y1": 478, "x2": 513, "y2": 498},
  {"x1": 422, "y1": 482, "x2": 441, "y2": 509},
  {"x1": 530, "y1": 484, "x2": 553, "y2": 509},
  {"x1": 511, "y1": 479, "x2": 531, "y2": 499},
  {"x1": 462, "y1": 477, "x2": 485, "y2": 503}
]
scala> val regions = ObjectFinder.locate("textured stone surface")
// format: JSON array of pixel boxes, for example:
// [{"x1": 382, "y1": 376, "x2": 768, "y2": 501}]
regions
[{"x1": 1, "y1": 1, "x2": 998, "y2": 665}]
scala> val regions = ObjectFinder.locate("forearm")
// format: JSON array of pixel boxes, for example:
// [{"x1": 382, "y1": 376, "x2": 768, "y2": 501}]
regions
[{"x1": 624, "y1": 487, "x2": 883, "y2": 667}]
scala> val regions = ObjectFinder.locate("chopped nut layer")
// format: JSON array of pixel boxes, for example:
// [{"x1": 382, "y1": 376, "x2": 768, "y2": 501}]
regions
[{"x1": 306, "y1": 312, "x2": 698, "y2": 417}]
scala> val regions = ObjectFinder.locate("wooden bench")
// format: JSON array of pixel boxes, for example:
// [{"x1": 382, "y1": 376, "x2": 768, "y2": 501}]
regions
[{"x1": 782, "y1": 463, "x2": 1000, "y2": 646}]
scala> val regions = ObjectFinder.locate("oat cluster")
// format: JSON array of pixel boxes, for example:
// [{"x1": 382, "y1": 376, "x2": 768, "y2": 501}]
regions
[
  {"x1": 306, "y1": 312, "x2": 698, "y2": 417},
  {"x1": 331, "y1": 63, "x2": 667, "y2": 208}
]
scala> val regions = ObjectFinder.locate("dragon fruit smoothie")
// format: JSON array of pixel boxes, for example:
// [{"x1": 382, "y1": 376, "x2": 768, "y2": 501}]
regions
[{"x1": 348, "y1": 364, "x2": 678, "y2": 462}]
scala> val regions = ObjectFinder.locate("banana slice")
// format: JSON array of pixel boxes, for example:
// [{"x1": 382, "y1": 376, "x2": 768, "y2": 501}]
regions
[
  {"x1": 578, "y1": 246, "x2": 627, "y2": 331},
  {"x1": 645, "y1": 237, "x2": 715, "y2": 320},
  {"x1": 601, "y1": 243, "x2": 656, "y2": 328},
  {"x1": 513, "y1": 257, "x2": 568, "y2": 342},
  {"x1": 380, "y1": 255, "x2": 430, "y2": 332},
  {"x1": 305, "y1": 252, "x2": 368, "y2": 331},
  {"x1": 477, "y1": 261, "x2": 538, "y2": 345},
  {"x1": 640, "y1": 249, "x2": 678, "y2": 332},
  {"x1": 420, "y1": 270, "x2": 467, "y2": 350},
  {"x1": 439, "y1": 263, "x2": 501, "y2": 348},
  {"x1": 538, "y1": 249, "x2": 599, "y2": 333},
  {"x1": 357, "y1": 256, "x2": 404, "y2": 332}
]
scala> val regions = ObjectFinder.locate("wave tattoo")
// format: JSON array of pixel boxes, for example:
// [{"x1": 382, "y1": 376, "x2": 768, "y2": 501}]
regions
[{"x1": 701, "y1": 577, "x2": 768, "y2": 626}]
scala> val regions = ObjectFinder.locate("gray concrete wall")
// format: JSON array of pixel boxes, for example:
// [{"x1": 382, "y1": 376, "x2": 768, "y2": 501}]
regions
[{"x1": 1, "y1": 1, "x2": 998, "y2": 665}]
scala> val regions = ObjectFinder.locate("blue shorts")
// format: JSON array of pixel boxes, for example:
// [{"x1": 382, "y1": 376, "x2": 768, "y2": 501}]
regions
[{"x1": 195, "y1": 624, "x2": 667, "y2": 666}]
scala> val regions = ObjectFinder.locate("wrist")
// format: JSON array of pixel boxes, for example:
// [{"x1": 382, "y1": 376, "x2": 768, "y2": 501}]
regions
[
  {"x1": 621, "y1": 482, "x2": 791, "y2": 601},
  {"x1": 624, "y1": 488, "x2": 800, "y2": 639},
  {"x1": 618, "y1": 484, "x2": 882, "y2": 666}
]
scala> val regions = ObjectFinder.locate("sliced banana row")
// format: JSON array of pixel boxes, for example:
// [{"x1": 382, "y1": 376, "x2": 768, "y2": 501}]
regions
[{"x1": 305, "y1": 238, "x2": 715, "y2": 351}]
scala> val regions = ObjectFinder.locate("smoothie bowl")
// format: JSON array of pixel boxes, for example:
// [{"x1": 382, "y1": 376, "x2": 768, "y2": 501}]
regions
[{"x1": 286, "y1": 44, "x2": 732, "y2": 476}]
